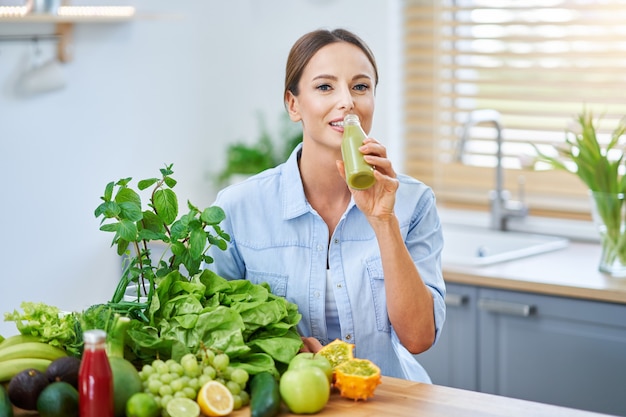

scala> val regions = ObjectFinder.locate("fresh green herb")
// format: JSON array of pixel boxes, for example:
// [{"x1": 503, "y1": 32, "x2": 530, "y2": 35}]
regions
[
  {"x1": 4, "y1": 302, "x2": 83, "y2": 357},
  {"x1": 94, "y1": 163, "x2": 231, "y2": 315},
  {"x1": 94, "y1": 164, "x2": 302, "y2": 375}
]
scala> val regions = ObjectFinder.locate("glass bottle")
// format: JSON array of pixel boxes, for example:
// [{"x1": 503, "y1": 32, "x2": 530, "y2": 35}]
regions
[
  {"x1": 79, "y1": 329, "x2": 114, "y2": 417},
  {"x1": 341, "y1": 114, "x2": 375, "y2": 190}
]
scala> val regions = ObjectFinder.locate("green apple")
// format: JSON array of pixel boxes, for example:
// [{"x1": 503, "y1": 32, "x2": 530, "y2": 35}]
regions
[
  {"x1": 288, "y1": 352, "x2": 333, "y2": 383},
  {"x1": 279, "y1": 367, "x2": 330, "y2": 414}
]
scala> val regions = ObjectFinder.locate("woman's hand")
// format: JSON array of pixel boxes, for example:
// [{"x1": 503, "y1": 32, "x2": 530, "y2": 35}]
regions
[
  {"x1": 336, "y1": 137, "x2": 399, "y2": 220},
  {"x1": 300, "y1": 336, "x2": 323, "y2": 353}
]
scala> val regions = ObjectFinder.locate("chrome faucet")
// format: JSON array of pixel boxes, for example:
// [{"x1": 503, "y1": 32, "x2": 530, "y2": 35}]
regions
[{"x1": 456, "y1": 109, "x2": 528, "y2": 231}]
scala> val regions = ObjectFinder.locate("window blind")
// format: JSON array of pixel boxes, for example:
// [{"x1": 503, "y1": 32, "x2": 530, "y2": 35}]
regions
[{"x1": 403, "y1": 0, "x2": 626, "y2": 219}]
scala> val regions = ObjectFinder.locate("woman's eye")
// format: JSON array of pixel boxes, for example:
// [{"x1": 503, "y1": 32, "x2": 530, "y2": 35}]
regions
[
  {"x1": 354, "y1": 83, "x2": 369, "y2": 92},
  {"x1": 317, "y1": 84, "x2": 332, "y2": 91}
]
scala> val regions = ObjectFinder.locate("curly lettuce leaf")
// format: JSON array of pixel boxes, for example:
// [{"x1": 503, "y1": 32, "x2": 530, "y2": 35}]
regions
[{"x1": 4, "y1": 301, "x2": 83, "y2": 357}]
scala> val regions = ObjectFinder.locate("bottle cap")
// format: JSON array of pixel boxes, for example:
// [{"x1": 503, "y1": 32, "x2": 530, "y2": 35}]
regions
[
  {"x1": 344, "y1": 114, "x2": 359, "y2": 124},
  {"x1": 83, "y1": 329, "x2": 107, "y2": 344}
]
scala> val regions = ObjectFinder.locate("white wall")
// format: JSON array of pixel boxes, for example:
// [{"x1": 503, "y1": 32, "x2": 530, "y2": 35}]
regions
[{"x1": 0, "y1": 0, "x2": 400, "y2": 336}]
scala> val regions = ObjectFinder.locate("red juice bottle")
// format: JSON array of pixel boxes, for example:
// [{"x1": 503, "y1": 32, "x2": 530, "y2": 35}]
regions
[{"x1": 79, "y1": 329, "x2": 114, "y2": 417}]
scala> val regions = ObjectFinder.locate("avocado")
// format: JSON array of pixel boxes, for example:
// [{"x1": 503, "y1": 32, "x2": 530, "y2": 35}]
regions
[
  {"x1": 0, "y1": 384, "x2": 14, "y2": 417},
  {"x1": 36, "y1": 381, "x2": 78, "y2": 417},
  {"x1": 7, "y1": 368, "x2": 49, "y2": 410},
  {"x1": 45, "y1": 356, "x2": 81, "y2": 389}
]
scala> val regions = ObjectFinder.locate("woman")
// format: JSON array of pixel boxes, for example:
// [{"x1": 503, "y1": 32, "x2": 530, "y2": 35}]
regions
[{"x1": 207, "y1": 28, "x2": 445, "y2": 382}]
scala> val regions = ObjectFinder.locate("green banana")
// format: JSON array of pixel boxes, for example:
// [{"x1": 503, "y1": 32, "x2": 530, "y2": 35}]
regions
[
  {"x1": 0, "y1": 334, "x2": 41, "y2": 351},
  {"x1": 0, "y1": 358, "x2": 52, "y2": 382},
  {"x1": 0, "y1": 342, "x2": 67, "y2": 363}
]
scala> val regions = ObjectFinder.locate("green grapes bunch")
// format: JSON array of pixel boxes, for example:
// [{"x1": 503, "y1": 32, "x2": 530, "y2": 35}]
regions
[{"x1": 138, "y1": 350, "x2": 250, "y2": 415}]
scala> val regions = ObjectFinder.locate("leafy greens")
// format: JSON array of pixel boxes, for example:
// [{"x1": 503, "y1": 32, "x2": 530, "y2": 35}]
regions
[{"x1": 124, "y1": 269, "x2": 302, "y2": 375}]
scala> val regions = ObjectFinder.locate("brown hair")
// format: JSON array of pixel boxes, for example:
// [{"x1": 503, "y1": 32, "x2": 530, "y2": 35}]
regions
[{"x1": 284, "y1": 28, "x2": 379, "y2": 100}]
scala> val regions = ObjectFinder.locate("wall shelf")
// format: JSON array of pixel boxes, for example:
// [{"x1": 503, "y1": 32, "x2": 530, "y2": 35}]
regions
[{"x1": 0, "y1": 6, "x2": 137, "y2": 62}]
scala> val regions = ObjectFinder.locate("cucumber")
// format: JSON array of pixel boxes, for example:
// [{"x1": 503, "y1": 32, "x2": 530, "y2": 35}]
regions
[
  {"x1": 249, "y1": 371, "x2": 281, "y2": 417},
  {"x1": 0, "y1": 384, "x2": 14, "y2": 417}
]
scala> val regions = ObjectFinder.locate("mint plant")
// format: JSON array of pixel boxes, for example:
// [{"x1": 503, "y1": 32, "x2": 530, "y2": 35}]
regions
[{"x1": 94, "y1": 164, "x2": 230, "y2": 315}]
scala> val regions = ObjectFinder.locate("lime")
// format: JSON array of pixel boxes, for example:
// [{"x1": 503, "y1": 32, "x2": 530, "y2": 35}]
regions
[
  {"x1": 165, "y1": 397, "x2": 201, "y2": 417},
  {"x1": 125, "y1": 392, "x2": 160, "y2": 417}
]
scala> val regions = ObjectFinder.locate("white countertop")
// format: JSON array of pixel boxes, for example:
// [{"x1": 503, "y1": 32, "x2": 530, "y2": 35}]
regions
[{"x1": 439, "y1": 208, "x2": 626, "y2": 304}]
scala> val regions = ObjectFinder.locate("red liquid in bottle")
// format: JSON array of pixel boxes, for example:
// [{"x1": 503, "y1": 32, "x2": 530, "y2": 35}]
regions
[{"x1": 79, "y1": 329, "x2": 114, "y2": 417}]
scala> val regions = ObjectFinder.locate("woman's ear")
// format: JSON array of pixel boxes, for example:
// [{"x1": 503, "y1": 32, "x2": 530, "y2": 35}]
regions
[{"x1": 285, "y1": 91, "x2": 301, "y2": 122}]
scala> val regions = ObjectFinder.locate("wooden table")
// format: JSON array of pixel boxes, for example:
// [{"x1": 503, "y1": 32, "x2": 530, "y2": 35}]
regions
[
  {"x1": 231, "y1": 376, "x2": 616, "y2": 417},
  {"x1": 14, "y1": 376, "x2": 616, "y2": 417}
]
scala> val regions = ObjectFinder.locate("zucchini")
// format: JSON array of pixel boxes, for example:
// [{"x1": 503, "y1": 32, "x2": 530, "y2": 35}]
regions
[{"x1": 249, "y1": 371, "x2": 281, "y2": 417}]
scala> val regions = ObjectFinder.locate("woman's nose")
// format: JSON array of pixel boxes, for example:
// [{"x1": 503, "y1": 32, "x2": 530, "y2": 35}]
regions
[{"x1": 337, "y1": 87, "x2": 355, "y2": 110}]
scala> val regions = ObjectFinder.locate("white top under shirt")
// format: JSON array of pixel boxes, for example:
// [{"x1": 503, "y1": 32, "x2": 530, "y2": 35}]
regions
[{"x1": 325, "y1": 269, "x2": 342, "y2": 341}]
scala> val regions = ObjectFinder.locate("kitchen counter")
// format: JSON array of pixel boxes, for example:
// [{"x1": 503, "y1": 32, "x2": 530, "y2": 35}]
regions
[
  {"x1": 229, "y1": 376, "x2": 615, "y2": 417},
  {"x1": 443, "y1": 240, "x2": 626, "y2": 304}
]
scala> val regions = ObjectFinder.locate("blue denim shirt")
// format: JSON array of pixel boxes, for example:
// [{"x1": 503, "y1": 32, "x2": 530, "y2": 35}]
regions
[{"x1": 207, "y1": 145, "x2": 446, "y2": 381}]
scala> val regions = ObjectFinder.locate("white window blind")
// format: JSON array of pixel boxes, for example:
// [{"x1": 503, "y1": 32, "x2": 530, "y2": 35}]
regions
[{"x1": 403, "y1": 0, "x2": 626, "y2": 219}]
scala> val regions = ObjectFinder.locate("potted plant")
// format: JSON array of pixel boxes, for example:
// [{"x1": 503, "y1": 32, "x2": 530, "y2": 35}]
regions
[
  {"x1": 216, "y1": 113, "x2": 302, "y2": 186},
  {"x1": 533, "y1": 109, "x2": 626, "y2": 276}
]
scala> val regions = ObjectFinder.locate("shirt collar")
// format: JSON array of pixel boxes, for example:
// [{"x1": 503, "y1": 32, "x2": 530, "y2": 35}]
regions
[
  {"x1": 280, "y1": 143, "x2": 357, "y2": 220},
  {"x1": 280, "y1": 143, "x2": 310, "y2": 220}
]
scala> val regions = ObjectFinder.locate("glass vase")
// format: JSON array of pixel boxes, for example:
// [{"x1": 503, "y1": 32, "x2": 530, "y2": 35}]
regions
[{"x1": 589, "y1": 191, "x2": 626, "y2": 277}]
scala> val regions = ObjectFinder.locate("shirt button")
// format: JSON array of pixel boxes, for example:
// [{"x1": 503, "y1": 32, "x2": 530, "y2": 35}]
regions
[
  {"x1": 334, "y1": 238, "x2": 339, "y2": 244},
  {"x1": 314, "y1": 291, "x2": 321, "y2": 298},
  {"x1": 317, "y1": 244, "x2": 324, "y2": 251},
  {"x1": 345, "y1": 334, "x2": 352, "y2": 341},
  {"x1": 336, "y1": 283, "x2": 342, "y2": 288}
]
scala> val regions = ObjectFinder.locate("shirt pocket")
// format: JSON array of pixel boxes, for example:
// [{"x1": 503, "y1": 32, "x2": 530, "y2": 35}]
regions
[
  {"x1": 365, "y1": 256, "x2": 390, "y2": 333},
  {"x1": 245, "y1": 269, "x2": 288, "y2": 297}
]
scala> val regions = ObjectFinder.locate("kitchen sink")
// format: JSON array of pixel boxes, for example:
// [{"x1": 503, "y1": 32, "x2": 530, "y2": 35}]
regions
[{"x1": 442, "y1": 224, "x2": 569, "y2": 266}]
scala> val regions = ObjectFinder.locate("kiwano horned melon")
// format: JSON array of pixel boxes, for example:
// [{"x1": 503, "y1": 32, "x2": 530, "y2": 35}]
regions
[
  {"x1": 316, "y1": 339, "x2": 354, "y2": 368},
  {"x1": 334, "y1": 358, "x2": 381, "y2": 401}
]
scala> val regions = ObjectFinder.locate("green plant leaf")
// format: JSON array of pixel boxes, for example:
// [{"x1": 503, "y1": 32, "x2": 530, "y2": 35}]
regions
[
  {"x1": 201, "y1": 206, "x2": 226, "y2": 225},
  {"x1": 170, "y1": 216, "x2": 190, "y2": 240},
  {"x1": 154, "y1": 188, "x2": 178, "y2": 224},
  {"x1": 118, "y1": 201, "x2": 143, "y2": 222},
  {"x1": 138, "y1": 178, "x2": 159, "y2": 190},
  {"x1": 94, "y1": 201, "x2": 120, "y2": 219},
  {"x1": 189, "y1": 227, "x2": 206, "y2": 260},
  {"x1": 103, "y1": 181, "x2": 115, "y2": 201},
  {"x1": 118, "y1": 218, "x2": 138, "y2": 241},
  {"x1": 99, "y1": 223, "x2": 119, "y2": 233},
  {"x1": 115, "y1": 187, "x2": 141, "y2": 205},
  {"x1": 164, "y1": 176, "x2": 177, "y2": 188}
]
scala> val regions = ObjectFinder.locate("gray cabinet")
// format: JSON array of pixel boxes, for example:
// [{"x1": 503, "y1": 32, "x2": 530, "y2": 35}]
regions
[
  {"x1": 416, "y1": 284, "x2": 626, "y2": 416},
  {"x1": 416, "y1": 283, "x2": 478, "y2": 390}
]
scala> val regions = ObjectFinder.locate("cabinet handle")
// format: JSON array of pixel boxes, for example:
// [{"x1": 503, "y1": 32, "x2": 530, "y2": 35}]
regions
[
  {"x1": 478, "y1": 298, "x2": 536, "y2": 317},
  {"x1": 445, "y1": 293, "x2": 469, "y2": 307}
]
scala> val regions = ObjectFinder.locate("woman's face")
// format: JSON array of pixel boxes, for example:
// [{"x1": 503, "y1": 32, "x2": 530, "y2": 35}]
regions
[{"x1": 286, "y1": 42, "x2": 376, "y2": 152}]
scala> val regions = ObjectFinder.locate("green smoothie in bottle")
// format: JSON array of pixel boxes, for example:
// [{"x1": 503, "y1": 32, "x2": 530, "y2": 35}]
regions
[{"x1": 341, "y1": 114, "x2": 375, "y2": 190}]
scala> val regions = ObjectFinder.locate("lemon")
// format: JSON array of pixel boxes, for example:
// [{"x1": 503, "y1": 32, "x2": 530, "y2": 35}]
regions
[
  {"x1": 165, "y1": 397, "x2": 200, "y2": 417},
  {"x1": 196, "y1": 380, "x2": 234, "y2": 417},
  {"x1": 125, "y1": 392, "x2": 160, "y2": 417}
]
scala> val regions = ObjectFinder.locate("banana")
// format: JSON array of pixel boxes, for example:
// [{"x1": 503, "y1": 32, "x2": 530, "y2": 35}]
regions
[
  {"x1": 0, "y1": 334, "x2": 41, "y2": 351},
  {"x1": 0, "y1": 358, "x2": 52, "y2": 382},
  {"x1": 0, "y1": 342, "x2": 67, "y2": 363}
]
